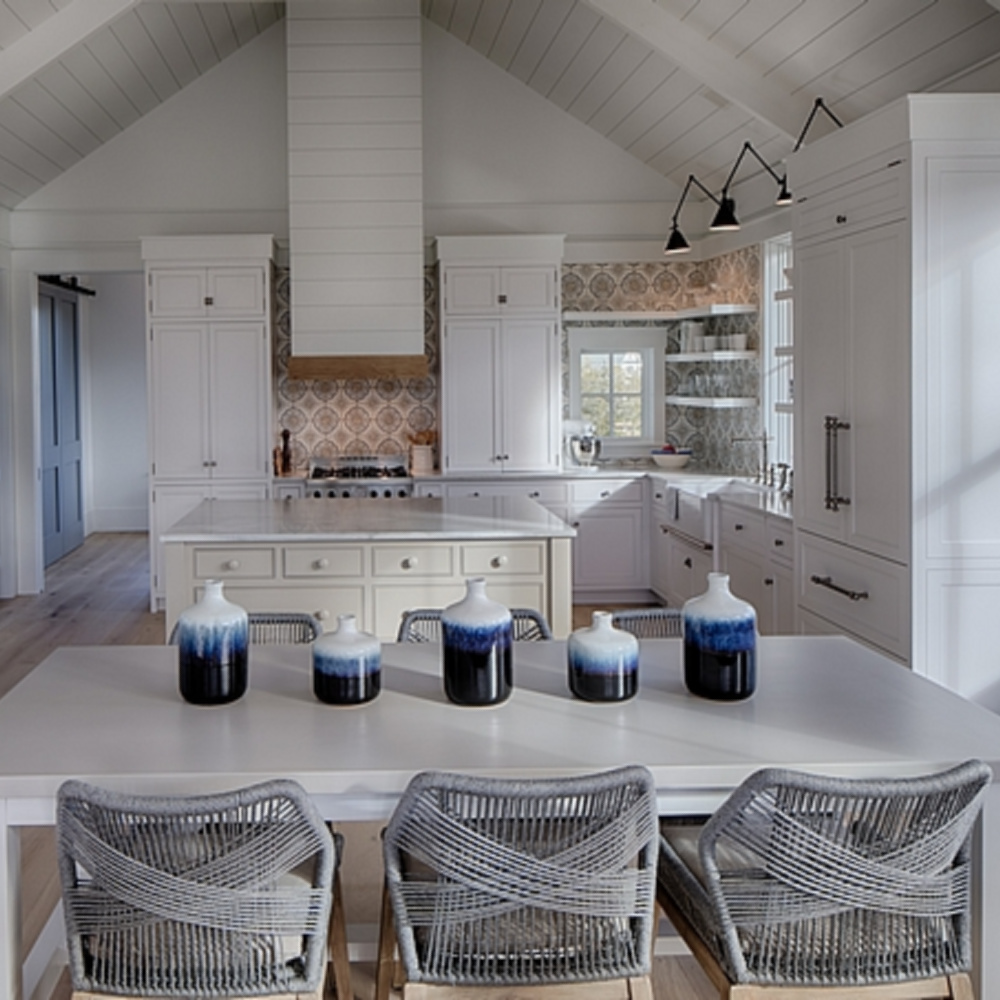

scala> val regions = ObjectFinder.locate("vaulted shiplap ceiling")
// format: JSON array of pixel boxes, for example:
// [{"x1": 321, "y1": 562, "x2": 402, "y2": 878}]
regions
[{"x1": 1, "y1": 0, "x2": 999, "y2": 212}]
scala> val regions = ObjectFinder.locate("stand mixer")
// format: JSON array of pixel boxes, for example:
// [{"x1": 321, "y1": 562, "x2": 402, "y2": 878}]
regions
[{"x1": 564, "y1": 420, "x2": 602, "y2": 467}]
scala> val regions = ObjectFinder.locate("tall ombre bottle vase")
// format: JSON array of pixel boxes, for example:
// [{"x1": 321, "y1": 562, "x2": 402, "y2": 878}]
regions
[
  {"x1": 312, "y1": 614, "x2": 381, "y2": 705},
  {"x1": 568, "y1": 611, "x2": 639, "y2": 701},
  {"x1": 174, "y1": 580, "x2": 249, "y2": 705},
  {"x1": 441, "y1": 578, "x2": 513, "y2": 706},
  {"x1": 682, "y1": 573, "x2": 757, "y2": 700}
]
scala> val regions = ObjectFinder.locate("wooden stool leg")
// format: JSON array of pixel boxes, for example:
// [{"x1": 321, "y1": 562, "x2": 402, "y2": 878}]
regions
[
  {"x1": 375, "y1": 879, "x2": 399, "y2": 1000},
  {"x1": 950, "y1": 972, "x2": 976, "y2": 1000},
  {"x1": 328, "y1": 869, "x2": 353, "y2": 999}
]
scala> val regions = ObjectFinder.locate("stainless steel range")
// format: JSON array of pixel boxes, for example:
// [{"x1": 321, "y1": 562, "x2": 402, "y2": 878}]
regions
[{"x1": 306, "y1": 455, "x2": 413, "y2": 499}]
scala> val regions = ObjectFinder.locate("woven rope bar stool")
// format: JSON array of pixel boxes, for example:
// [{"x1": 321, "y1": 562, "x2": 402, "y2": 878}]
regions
[
  {"x1": 657, "y1": 759, "x2": 991, "y2": 1000},
  {"x1": 57, "y1": 778, "x2": 352, "y2": 1000},
  {"x1": 609, "y1": 607, "x2": 682, "y2": 638},
  {"x1": 169, "y1": 611, "x2": 323, "y2": 646},
  {"x1": 376, "y1": 765, "x2": 658, "y2": 1000},
  {"x1": 396, "y1": 607, "x2": 553, "y2": 643}
]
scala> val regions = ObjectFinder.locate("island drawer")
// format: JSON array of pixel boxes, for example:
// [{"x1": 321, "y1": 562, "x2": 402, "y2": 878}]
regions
[
  {"x1": 372, "y1": 544, "x2": 455, "y2": 577},
  {"x1": 283, "y1": 546, "x2": 365, "y2": 578},
  {"x1": 766, "y1": 519, "x2": 793, "y2": 565},
  {"x1": 462, "y1": 542, "x2": 545, "y2": 576},
  {"x1": 719, "y1": 505, "x2": 766, "y2": 551},
  {"x1": 193, "y1": 547, "x2": 274, "y2": 579}
]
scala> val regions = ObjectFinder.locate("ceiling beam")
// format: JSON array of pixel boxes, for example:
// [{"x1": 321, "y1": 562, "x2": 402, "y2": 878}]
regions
[
  {"x1": 580, "y1": 0, "x2": 806, "y2": 142},
  {"x1": 0, "y1": 0, "x2": 140, "y2": 101}
]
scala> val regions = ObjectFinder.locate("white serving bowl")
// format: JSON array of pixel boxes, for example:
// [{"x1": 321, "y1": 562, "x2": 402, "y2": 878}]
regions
[{"x1": 651, "y1": 452, "x2": 691, "y2": 469}]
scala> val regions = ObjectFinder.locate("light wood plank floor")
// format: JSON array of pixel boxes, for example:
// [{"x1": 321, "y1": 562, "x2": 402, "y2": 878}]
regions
[{"x1": 1, "y1": 532, "x2": 715, "y2": 1000}]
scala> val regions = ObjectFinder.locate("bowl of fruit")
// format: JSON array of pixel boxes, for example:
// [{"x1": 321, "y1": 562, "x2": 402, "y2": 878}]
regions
[{"x1": 650, "y1": 445, "x2": 692, "y2": 469}]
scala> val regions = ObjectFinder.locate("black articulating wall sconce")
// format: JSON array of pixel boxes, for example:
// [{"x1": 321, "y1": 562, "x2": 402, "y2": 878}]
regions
[{"x1": 664, "y1": 96, "x2": 844, "y2": 255}]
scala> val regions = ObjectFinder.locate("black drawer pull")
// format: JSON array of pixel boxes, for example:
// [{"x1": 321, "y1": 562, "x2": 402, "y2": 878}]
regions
[{"x1": 810, "y1": 574, "x2": 869, "y2": 602}]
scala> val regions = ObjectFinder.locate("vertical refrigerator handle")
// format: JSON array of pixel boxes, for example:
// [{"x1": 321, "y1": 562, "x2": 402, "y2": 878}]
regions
[{"x1": 823, "y1": 415, "x2": 851, "y2": 511}]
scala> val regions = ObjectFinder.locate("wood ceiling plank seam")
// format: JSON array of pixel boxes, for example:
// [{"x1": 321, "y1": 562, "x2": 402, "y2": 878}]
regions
[
  {"x1": 165, "y1": 4, "x2": 221, "y2": 75},
  {"x1": 44, "y1": 46, "x2": 139, "y2": 135},
  {"x1": 10, "y1": 79, "x2": 101, "y2": 157},
  {"x1": 0, "y1": 104, "x2": 67, "y2": 179},
  {"x1": 634, "y1": 100, "x2": 747, "y2": 175},
  {"x1": 568, "y1": 33, "x2": 654, "y2": 123},
  {"x1": 551, "y1": 21, "x2": 628, "y2": 114},
  {"x1": 466, "y1": 0, "x2": 511, "y2": 59},
  {"x1": 4, "y1": 0, "x2": 58, "y2": 32},
  {"x1": 446, "y1": 0, "x2": 484, "y2": 45},
  {"x1": 706, "y1": 0, "x2": 806, "y2": 62},
  {"x1": 619, "y1": 75, "x2": 718, "y2": 159},
  {"x1": 0, "y1": 171, "x2": 26, "y2": 209},
  {"x1": 135, "y1": 5, "x2": 200, "y2": 90},
  {"x1": 505, "y1": 0, "x2": 575, "y2": 86},
  {"x1": 530, "y1": 3, "x2": 603, "y2": 102},
  {"x1": 583, "y1": 53, "x2": 675, "y2": 138},
  {"x1": 673, "y1": 0, "x2": 752, "y2": 41},
  {"x1": 0, "y1": 134, "x2": 51, "y2": 191},
  {"x1": 486, "y1": 0, "x2": 544, "y2": 70},
  {"x1": 421, "y1": 0, "x2": 456, "y2": 33},
  {"x1": 227, "y1": 3, "x2": 263, "y2": 48},
  {"x1": 604, "y1": 68, "x2": 701, "y2": 150},
  {"x1": 109, "y1": 11, "x2": 182, "y2": 102},
  {"x1": 0, "y1": 4, "x2": 31, "y2": 49},
  {"x1": 767, "y1": 0, "x2": 936, "y2": 96},
  {"x1": 798, "y1": 3, "x2": 1000, "y2": 110},
  {"x1": 0, "y1": 95, "x2": 82, "y2": 168},
  {"x1": 198, "y1": 2, "x2": 240, "y2": 62},
  {"x1": 249, "y1": 3, "x2": 282, "y2": 35},
  {"x1": 84, "y1": 25, "x2": 159, "y2": 116},
  {"x1": 832, "y1": 15, "x2": 1000, "y2": 115}
]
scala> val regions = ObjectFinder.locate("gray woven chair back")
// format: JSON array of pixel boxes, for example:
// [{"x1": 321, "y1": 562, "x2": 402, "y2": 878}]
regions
[
  {"x1": 169, "y1": 611, "x2": 322, "y2": 646},
  {"x1": 56, "y1": 778, "x2": 335, "y2": 998},
  {"x1": 661, "y1": 759, "x2": 991, "y2": 987},
  {"x1": 610, "y1": 607, "x2": 682, "y2": 638},
  {"x1": 383, "y1": 765, "x2": 658, "y2": 987},
  {"x1": 396, "y1": 607, "x2": 553, "y2": 643}
]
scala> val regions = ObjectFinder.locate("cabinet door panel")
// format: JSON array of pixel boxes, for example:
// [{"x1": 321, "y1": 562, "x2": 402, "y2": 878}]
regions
[
  {"x1": 573, "y1": 507, "x2": 645, "y2": 591},
  {"x1": 150, "y1": 483, "x2": 211, "y2": 600},
  {"x1": 444, "y1": 267, "x2": 499, "y2": 313},
  {"x1": 150, "y1": 324, "x2": 209, "y2": 478},
  {"x1": 210, "y1": 324, "x2": 269, "y2": 479},
  {"x1": 843, "y1": 221, "x2": 909, "y2": 562},
  {"x1": 150, "y1": 269, "x2": 207, "y2": 317},
  {"x1": 794, "y1": 239, "x2": 847, "y2": 541},
  {"x1": 720, "y1": 544, "x2": 764, "y2": 627},
  {"x1": 207, "y1": 267, "x2": 265, "y2": 316},
  {"x1": 500, "y1": 319, "x2": 560, "y2": 472},
  {"x1": 442, "y1": 320, "x2": 499, "y2": 473},
  {"x1": 501, "y1": 267, "x2": 557, "y2": 311}
]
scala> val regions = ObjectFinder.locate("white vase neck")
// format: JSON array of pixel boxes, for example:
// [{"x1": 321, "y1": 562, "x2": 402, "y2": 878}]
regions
[
  {"x1": 707, "y1": 573, "x2": 731, "y2": 594},
  {"x1": 591, "y1": 611, "x2": 614, "y2": 631},
  {"x1": 336, "y1": 614, "x2": 358, "y2": 635}
]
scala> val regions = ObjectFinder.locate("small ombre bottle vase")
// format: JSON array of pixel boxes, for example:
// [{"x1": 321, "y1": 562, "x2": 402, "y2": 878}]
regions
[
  {"x1": 442, "y1": 578, "x2": 512, "y2": 706},
  {"x1": 682, "y1": 573, "x2": 757, "y2": 701},
  {"x1": 312, "y1": 614, "x2": 381, "y2": 705},
  {"x1": 175, "y1": 580, "x2": 249, "y2": 705},
  {"x1": 568, "y1": 611, "x2": 639, "y2": 702}
]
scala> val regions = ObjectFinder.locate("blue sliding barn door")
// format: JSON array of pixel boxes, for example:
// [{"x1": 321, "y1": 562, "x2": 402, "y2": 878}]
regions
[{"x1": 39, "y1": 285, "x2": 84, "y2": 566}]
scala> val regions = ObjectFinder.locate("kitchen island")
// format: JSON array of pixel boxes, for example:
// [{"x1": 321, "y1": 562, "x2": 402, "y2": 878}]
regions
[{"x1": 161, "y1": 495, "x2": 575, "y2": 639}]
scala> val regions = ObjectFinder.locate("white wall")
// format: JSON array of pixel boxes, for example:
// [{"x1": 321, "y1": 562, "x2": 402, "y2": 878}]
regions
[{"x1": 84, "y1": 273, "x2": 147, "y2": 532}]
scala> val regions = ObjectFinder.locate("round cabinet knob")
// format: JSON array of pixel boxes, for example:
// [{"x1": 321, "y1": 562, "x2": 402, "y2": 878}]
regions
[
  {"x1": 571, "y1": 521, "x2": 581, "y2": 528},
  {"x1": 600, "y1": 490, "x2": 611, "y2": 498},
  {"x1": 684, "y1": 557, "x2": 693, "y2": 568},
  {"x1": 471, "y1": 491, "x2": 481, "y2": 498},
  {"x1": 773, "y1": 538, "x2": 785, "y2": 547},
  {"x1": 836, "y1": 213, "x2": 847, "y2": 224},
  {"x1": 764, "y1": 577, "x2": 775, "y2": 586},
  {"x1": 225, "y1": 559, "x2": 240, "y2": 571},
  {"x1": 735, "y1": 523, "x2": 744, "y2": 531},
  {"x1": 401, "y1": 556, "x2": 418, "y2": 570},
  {"x1": 490, "y1": 554, "x2": 508, "y2": 569},
  {"x1": 529, "y1": 491, "x2": 540, "y2": 498},
  {"x1": 315, "y1": 558, "x2": 330, "y2": 570},
  {"x1": 316, "y1": 609, "x2": 330, "y2": 621}
]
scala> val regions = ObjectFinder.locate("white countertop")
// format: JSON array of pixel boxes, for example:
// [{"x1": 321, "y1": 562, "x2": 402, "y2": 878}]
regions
[{"x1": 161, "y1": 495, "x2": 576, "y2": 543}]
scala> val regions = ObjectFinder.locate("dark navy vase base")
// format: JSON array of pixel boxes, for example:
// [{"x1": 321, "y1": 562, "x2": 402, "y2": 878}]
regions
[
  {"x1": 314, "y1": 671, "x2": 381, "y2": 705},
  {"x1": 443, "y1": 644, "x2": 512, "y2": 706},
  {"x1": 179, "y1": 651, "x2": 248, "y2": 705},
  {"x1": 569, "y1": 669, "x2": 638, "y2": 702},
  {"x1": 683, "y1": 642, "x2": 756, "y2": 700}
]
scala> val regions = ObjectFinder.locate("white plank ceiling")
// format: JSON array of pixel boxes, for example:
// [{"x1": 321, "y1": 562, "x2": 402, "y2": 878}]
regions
[{"x1": 1, "y1": 0, "x2": 999, "y2": 211}]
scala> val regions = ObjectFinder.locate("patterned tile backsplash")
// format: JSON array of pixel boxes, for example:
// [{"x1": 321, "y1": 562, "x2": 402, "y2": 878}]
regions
[{"x1": 274, "y1": 245, "x2": 761, "y2": 476}]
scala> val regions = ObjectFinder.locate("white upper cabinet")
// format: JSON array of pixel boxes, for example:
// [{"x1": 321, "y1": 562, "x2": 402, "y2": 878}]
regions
[
  {"x1": 436, "y1": 235, "x2": 564, "y2": 475},
  {"x1": 149, "y1": 267, "x2": 266, "y2": 319}
]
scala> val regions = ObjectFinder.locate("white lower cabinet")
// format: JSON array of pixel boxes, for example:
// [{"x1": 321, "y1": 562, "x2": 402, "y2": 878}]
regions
[
  {"x1": 717, "y1": 500, "x2": 795, "y2": 635},
  {"x1": 663, "y1": 532, "x2": 713, "y2": 608}
]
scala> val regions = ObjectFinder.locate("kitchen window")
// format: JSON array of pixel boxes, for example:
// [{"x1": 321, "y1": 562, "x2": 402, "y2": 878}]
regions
[{"x1": 568, "y1": 327, "x2": 665, "y2": 456}]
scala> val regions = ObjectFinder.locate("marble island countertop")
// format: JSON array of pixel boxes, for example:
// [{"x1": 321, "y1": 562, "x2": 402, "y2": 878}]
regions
[{"x1": 161, "y1": 495, "x2": 577, "y2": 544}]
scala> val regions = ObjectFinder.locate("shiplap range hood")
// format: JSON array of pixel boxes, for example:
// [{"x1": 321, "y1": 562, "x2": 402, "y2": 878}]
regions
[{"x1": 286, "y1": 0, "x2": 427, "y2": 379}]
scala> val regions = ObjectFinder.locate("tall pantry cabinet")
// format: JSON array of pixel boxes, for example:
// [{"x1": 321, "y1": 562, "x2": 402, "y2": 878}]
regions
[
  {"x1": 435, "y1": 236, "x2": 564, "y2": 475},
  {"x1": 789, "y1": 95, "x2": 1000, "y2": 708},
  {"x1": 142, "y1": 236, "x2": 275, "y2": 610}
]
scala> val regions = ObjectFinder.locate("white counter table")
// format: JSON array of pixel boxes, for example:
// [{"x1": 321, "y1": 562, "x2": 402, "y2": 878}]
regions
[
  {"x1": 3, "y1": 636, "x2": 1000, "y2": 997},
  {"x1": 161, "y1": 495, "x2": 575, "y2": 639}
]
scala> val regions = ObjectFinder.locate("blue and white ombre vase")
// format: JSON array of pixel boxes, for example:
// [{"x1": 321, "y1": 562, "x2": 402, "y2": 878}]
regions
[
  {"x1": 682, "y1": 572, "x2": 757, "y2": 700},
  {"x1": 175, "y1": 579, "x2": 249, "y2": 705},
  {"x1": 568, "y1": 611, "x2": 639, "y2": 702},
  {"x1": 312, "y1": 614, "x2": 381, "y2": 705},
  {"x1": 442, "y1": 577, "x2": 512, "y2": 706}
]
